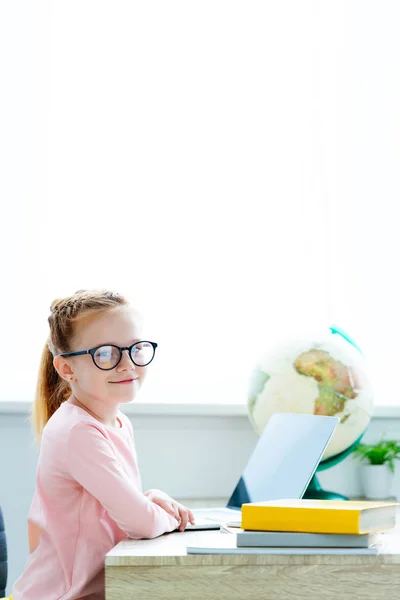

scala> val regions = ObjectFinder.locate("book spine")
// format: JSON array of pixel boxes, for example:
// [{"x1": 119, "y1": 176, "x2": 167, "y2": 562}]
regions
[
  {"x1": 186, "y1": 547, "x2": 379, "y2": 555},
  {"x1": 236, "y1": 532, "x2": 370, "y2": 548}
]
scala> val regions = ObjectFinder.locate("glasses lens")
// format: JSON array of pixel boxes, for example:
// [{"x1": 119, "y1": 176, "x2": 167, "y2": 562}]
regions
[
  {"x1": 130, "y1": 342, "x2": 155, "y2": 366},
  {"x1": 93, "y1": 345, "x2": 120, "y2": 369}
]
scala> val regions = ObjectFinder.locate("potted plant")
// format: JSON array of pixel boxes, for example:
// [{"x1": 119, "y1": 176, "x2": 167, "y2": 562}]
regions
[{"x1": 353, "y1": 438, "x2": 400, "y2": 500}]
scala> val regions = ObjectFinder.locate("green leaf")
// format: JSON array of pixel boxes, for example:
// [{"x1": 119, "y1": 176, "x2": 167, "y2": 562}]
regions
[{"x1": 352, "y1": 439, "x2": 400, "y2": 469}]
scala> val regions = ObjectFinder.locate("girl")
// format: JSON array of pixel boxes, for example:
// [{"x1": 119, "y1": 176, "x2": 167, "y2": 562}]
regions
[{"x1": 12, "y1": 289, "x2": 195, "y2": 600}]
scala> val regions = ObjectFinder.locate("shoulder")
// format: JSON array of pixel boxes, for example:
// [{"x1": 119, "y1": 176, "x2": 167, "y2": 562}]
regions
[
  {"x1": 44, "y1": 401, "x2": 108, "y2": 441},
  {"x1": 67, "y1": 420, "x2": 110, "y2": 447}
]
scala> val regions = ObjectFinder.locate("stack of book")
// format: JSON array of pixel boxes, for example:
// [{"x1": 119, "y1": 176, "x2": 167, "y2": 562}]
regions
[{"x1": 186, "y1": 499, "x2": 399, "y2": 555}]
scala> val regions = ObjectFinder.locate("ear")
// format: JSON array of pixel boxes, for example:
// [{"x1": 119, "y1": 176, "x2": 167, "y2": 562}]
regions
[{"x1": 53, "y1": 355, "x2": 74, "y2": 381}]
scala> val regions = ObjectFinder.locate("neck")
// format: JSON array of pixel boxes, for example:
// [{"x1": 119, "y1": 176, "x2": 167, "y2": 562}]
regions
[{"x1": 69, "y1": 394, "x2": 119, "y2": 429}]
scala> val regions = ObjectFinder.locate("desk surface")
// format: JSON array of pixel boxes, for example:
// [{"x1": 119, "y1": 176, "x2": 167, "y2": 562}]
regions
[{"x1": 105, "y1": 528, "x2": 400, "y2": 567}]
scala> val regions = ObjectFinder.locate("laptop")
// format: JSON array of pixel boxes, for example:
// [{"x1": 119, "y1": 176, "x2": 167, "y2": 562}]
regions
[{"x1": 186, "y1": 413, "x2": 339, "y2": 530}]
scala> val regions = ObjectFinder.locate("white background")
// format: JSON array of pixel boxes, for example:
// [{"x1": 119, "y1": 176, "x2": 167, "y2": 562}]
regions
[
  {"x1": 1, "y1": 6, "x2": 400, "y2": 594},
  {"x1": 1, "y1": 1, "x2": 399, "y2": 405}
]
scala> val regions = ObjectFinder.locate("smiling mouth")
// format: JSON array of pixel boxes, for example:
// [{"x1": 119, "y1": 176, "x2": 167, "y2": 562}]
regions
[{"x1": 110, "y1": 378, "x2": 138, "y2": 384}]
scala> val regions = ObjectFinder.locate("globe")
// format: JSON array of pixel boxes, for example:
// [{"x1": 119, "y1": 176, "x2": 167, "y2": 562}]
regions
[{"x1": 247, "y1": 325, "x2": 374, "y2": 500}]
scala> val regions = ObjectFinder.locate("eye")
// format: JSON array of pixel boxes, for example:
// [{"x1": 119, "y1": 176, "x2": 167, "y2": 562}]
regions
[
  {"x1": 92, "y1": 345, "x2": 121, "y2": 369},
  {"x1": 133, "y1": 343, "x2": 149, "y2": 353},
  {"x1": 95, "y1": 346, "x2": 114, "y2": 362}
]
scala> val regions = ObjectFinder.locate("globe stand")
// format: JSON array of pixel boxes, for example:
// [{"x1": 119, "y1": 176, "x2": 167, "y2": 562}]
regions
[
  {"x1": 303, "y1": 474, "x2": 348, "y2": 501},
  {"x1": 303, "y1": 432, "x2": 366, "y2": 501}
]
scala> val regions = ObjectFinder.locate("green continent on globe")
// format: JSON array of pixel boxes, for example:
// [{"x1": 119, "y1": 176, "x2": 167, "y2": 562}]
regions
[{"x1": 294, "y1": 349, "x2": 359, "y2": 417}]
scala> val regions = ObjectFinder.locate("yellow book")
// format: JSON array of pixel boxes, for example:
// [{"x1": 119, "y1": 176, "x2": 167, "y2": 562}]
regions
[{"x1": 241, "y1": 499, "x2": 398, "y2": 534}]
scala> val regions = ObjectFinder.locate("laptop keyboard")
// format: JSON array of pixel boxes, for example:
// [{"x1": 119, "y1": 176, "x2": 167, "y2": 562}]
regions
[{"x1": 191, "y1": 507, "x2": 241, "y2": 521}]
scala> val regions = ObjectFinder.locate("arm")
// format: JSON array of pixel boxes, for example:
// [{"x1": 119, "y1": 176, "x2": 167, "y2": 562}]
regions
[
  {"x1": 27, "y1": 486, "x2": 43, "y2": 553},
  {"x1": 67, "y1": 423, "x2": 179, "y2": 539}
]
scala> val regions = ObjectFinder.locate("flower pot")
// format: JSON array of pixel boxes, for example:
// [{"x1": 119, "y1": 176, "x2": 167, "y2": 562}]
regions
[{"x1": 359, "y1": 463, "x2": 394, "y2": 500}]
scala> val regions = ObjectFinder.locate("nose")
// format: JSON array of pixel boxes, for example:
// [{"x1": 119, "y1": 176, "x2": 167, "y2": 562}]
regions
[{"x1": 116, "y1": 349, "x2": 136, "y2": 372}]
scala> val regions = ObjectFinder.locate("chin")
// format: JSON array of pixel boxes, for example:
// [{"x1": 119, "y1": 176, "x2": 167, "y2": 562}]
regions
[
  {"x1": 118, "y1": 395, "x2": 136, "y2": 404},
  {"x1": 108, "y1": 380, "x2": 142, "y2": 404},
  {"x1": 111, "y1": 388, "x2": 140, "y2": 403}
]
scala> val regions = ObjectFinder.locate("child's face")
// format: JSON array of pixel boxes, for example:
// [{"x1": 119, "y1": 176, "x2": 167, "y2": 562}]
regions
[{"x1": 65, "y1": 306, "x2": 148, "y2": 405}]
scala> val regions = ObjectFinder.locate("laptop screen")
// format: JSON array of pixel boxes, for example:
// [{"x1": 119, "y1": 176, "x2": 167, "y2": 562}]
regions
[{"x1": 226, "y1": 413, "x2": 338, "y2": 509}]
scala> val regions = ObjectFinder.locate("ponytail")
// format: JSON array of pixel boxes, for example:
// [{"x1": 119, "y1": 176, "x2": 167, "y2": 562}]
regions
[{"x1": 31, "y1": 343, "x2": 70, "y2": 444}]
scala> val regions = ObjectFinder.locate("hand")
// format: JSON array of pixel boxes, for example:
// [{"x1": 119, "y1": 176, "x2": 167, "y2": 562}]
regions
[{"x1": 144, "y1": 489, "x2": 196, "y2": 532}]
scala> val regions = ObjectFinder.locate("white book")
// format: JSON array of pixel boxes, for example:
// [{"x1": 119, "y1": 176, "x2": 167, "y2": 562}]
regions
[{"x1": 186, "y1": 545, "x2": 380, "y2": 555}]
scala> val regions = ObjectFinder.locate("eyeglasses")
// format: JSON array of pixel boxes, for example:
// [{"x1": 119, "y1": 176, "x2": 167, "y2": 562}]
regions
[{"x1": 58, "y1": 341, "x2": 158, "y2": 370}]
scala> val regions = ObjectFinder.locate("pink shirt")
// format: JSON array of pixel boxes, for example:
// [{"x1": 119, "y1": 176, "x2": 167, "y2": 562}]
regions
[{"x1": 12, "y1": 401, "x2": 179, "y2": 600}]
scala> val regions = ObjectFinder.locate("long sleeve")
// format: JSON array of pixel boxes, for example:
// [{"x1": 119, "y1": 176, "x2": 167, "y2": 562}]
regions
[
  {"x1": 27, "y1": 482, "x2": 44, "y2": 553},
  {"x1": 66, "y1": 422, "x2": 179, "y2": 539}
]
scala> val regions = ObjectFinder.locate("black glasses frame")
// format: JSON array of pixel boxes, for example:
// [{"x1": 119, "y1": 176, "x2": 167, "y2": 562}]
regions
[{"x1": 57, "y1": 341, "x2": 158, "y2": 370}]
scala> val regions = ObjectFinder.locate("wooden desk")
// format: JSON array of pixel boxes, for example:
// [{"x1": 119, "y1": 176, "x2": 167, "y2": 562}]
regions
[
  {"x1": 105, "y1": 532, "x2": 400, "y2": 599},
  {"x1": 105, "y1": 500, "x2": 400, "y2": 600}
]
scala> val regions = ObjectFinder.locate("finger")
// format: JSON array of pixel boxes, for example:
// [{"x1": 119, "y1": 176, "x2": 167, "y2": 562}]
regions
[
  {"x1": 168, "y1": 503, "x2": 179, "y2": 518},
  {"x1": 170, "y1": 502, "x2": 180, "y2": 521},
  {"x1": 161, "y1": 500, "x2": 179, "y2": 520},
  {"x1": 162, "y1": 502, "x2": 178, "y2": 520},
  {"x1": 177, "y1": 506, "x2": 189, "y2": 531},
  {"x1": 164, "y1": 501, "x2": 179, "y2": 521},
  {"x1": 157, "y1": 500, "x2": 175, "y2": 517},
  {"x1": 188, "y1": 509, "x2": 195, "y2": 525}
]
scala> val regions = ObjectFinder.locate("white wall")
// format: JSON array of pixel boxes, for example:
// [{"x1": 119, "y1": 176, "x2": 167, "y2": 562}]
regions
[{"x1": 1, "y1": 408, "x2": 399, "y2": 597}]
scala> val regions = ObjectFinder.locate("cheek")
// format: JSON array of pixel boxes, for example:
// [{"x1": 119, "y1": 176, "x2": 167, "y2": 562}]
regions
[
  {"x1": 76, "y1": 366, "x2": 108, "y2": 390},
  {"x1": 138, "y1": 368, "x2": 148, "y2": 384}
]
